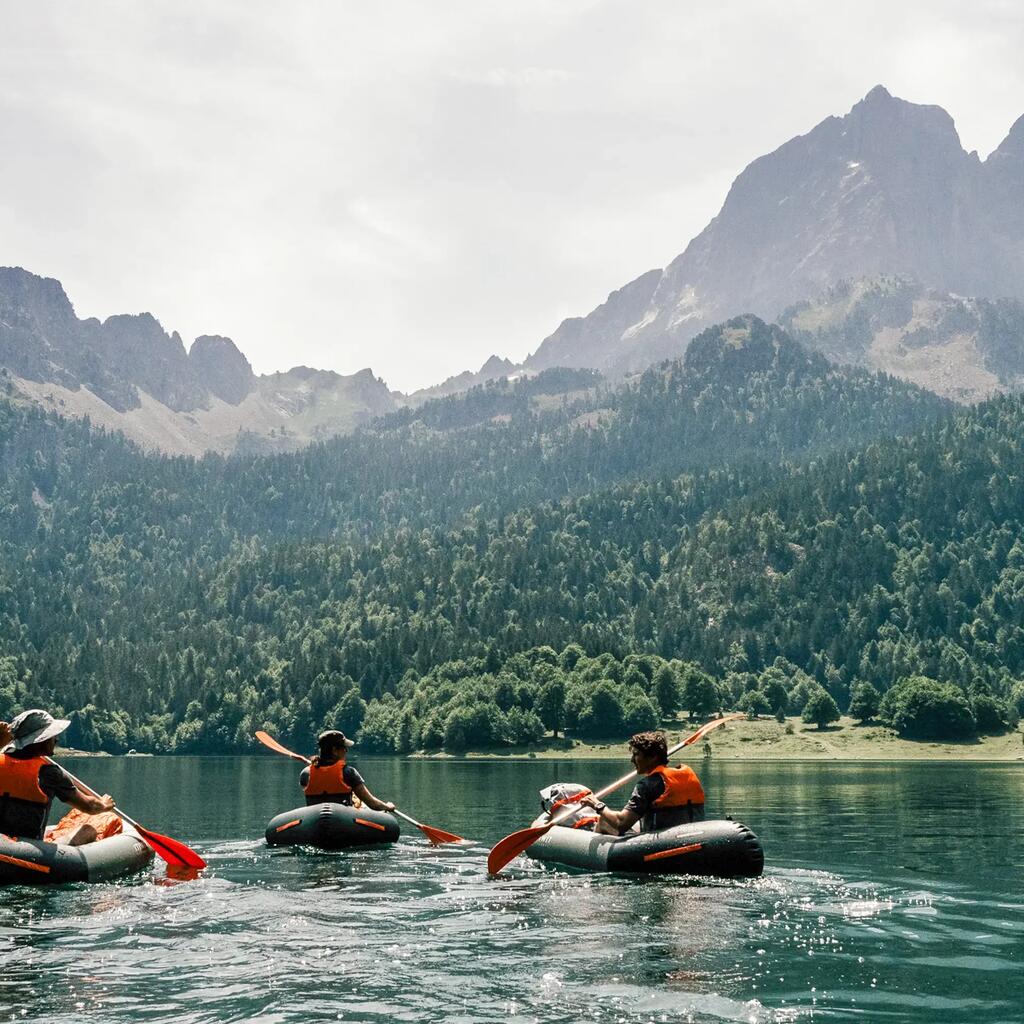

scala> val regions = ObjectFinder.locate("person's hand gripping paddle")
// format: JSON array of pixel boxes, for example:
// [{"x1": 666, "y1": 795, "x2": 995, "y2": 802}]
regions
[
  {"x1": 254, "y1": 731, "x2": 464, "y2": 846},
  {"x1": 486, "y1": 714, "x2": 742, "y2": 875}
]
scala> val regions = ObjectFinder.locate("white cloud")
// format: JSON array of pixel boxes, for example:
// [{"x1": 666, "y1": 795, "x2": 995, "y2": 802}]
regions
[{"x1": 1, "y1": 0, "x2": 1022, "y2": 391}]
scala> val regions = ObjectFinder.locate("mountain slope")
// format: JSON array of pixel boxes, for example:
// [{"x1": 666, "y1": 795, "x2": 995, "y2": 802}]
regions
[
  {"x1": 778, "y1": 276, "x2": 1024, "y2": 402},
  {"x1": 0, "y1": 317, "x2": 959, "y2": 750},
  {"x1": 525, "y1": 86, "x2": 1024, "y2": 382}
]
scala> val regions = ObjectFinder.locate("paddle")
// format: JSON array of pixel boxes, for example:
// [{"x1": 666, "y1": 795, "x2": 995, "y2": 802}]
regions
[
  {"x1": 48, "y1": 759, "x2": 207, "y2": 870},
  {"x1": 486, "y1": 713, "x2": 743, "y2": 875},
  {"x1": 254, "y1": 730, "x2": 465, "y2": 846}
]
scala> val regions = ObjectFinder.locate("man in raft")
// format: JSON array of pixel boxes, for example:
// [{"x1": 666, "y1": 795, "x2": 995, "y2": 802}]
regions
[
  {"x1": 300, "y1": 729, "x2": 396, "y2": 813},
  {"x1": 580, "y1": 730, "x2": 705, "y2": 834},
  {"x1": 0, "y1": 709, "x2": 116, "y2": 840}
]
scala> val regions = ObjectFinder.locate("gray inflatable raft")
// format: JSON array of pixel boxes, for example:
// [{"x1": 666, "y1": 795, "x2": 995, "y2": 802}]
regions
[
  {"x1": 528, "y1": 816, "x2": 764, "y2": 877},
  {"x1": 265, "y1": 802, "x2": 400, "y2": 849},
  {"x1": 0, "y1": 824, "x2": 153, "y2": 885}
]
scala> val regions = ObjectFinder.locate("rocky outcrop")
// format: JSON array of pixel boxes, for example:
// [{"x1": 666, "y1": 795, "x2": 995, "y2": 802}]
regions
[{"x1": 189, "y1": 335, "x2": 256, "y2": 405}]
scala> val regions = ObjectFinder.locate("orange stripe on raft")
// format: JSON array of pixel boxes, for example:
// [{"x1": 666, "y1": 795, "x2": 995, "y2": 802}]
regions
[
  {"x1": 0, "y1": 852, "x2": 52, "y2": 874},
  {"x1": 275, "y1": 819, "x2": 302, "y2": 833},
  {"x1": 355, "y1": 818, "x2": 387, "y2": 831},
  {"x1": 642, "y1": 842, "x2": 703, "y2": 863}
]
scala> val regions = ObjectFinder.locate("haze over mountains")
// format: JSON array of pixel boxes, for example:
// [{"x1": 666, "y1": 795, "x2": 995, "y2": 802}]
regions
[{"x1": 2, "y1": 85, "x2": 1023, "y2": 453}]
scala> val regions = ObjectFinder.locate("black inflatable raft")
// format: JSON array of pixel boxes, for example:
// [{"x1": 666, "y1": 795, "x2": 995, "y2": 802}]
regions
[
  {"x1": 527, "y1": 816, "x2": 763, "y2": 877},
  {"x1": 0, "y1": 825, "x2": 153, "y2": 885},
  {"x1": 265, "y1": 802, "x2": 400, "y2": 850}
]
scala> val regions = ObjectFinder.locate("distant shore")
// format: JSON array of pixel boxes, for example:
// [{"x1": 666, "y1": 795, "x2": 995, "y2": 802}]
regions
[
  {"x1": 408, "y1": 715, "x2": 1024, "y2": 761},
  {"x1": 56, "y1": 716, "x2": 1024, "y2": 760}
]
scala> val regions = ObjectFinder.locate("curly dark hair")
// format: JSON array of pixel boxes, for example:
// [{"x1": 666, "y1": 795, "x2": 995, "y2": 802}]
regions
[{"x1": 628, "y1": 730, "x2": 669, "y2": 765}]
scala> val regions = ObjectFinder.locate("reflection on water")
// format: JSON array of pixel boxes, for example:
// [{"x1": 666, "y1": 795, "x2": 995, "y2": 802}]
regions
[{"x1": 1, "y1": 758, "x2": 1022, "y2": 1022}]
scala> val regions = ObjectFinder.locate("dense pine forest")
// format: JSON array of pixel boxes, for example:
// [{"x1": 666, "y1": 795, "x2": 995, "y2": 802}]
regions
[{"x1": 2, "y1": 316, "x2": 1021, "y2": 753}]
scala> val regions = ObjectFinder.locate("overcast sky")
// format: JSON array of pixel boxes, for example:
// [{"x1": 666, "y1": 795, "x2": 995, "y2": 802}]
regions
[{"x1": 2, "y1": 1, "x2": 1022, "y2": 391}]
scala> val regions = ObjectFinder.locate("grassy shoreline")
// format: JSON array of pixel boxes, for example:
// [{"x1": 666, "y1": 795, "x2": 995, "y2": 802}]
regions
[
  {"x1": 56, "y1": 716, "x2": 1024, "y2": 760},
  {"x1": 408, "y1": 715, "x2": 1024, "y2": 761}
]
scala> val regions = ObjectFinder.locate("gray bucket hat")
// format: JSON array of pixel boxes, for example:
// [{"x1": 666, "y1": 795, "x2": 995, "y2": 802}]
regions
[{"x1": 4, "y1": 709, "x2": 71, "y2": 752}]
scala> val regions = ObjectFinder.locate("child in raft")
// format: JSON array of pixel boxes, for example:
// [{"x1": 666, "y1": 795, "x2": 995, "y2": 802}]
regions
[
  {"x1": 300, "y1": 729, "x2": 396, "y2": 813},
  {"x1": 0, "y1": 709, "x2": 117, "y2": 843}
]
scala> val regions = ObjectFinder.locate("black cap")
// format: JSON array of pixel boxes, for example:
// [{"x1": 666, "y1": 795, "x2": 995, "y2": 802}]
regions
[{"x1": 317, "y1": 729, "x2": 354, "y2": 749}]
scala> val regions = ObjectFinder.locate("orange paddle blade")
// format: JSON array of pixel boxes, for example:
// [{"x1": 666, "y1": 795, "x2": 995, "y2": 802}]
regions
[
  {"x1": 391, "y1": 808, "x2": 464, "y2": 845},
  {"x1": 255, "y1": 730, "x2": 310, "y2": 764},
  {"x1": 487, "y1": 824, "x2": 552, "y2": 874},
  {"x1": 135, "y1": 824, "x2": 208, "y2": 870},
  {"x1": 418, "y1": 823, "x2": 465, "y2": 846}
]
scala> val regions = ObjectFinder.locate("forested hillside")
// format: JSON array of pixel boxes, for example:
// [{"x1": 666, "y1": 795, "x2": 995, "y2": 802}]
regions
[{"x1": 6, "y1": 317, "x2": 1011, "y2": 754}]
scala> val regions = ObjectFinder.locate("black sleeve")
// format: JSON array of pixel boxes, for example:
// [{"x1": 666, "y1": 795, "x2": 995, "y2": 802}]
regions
[
  {"x1": 344, "y1": 765, "x2": 364, "y2": 789},
  {"x1": 38, "y1": 763, "x2": 78, "y2": 803},
  {"x1": 624, "y1": 774, "x2": 665, "y2": 818},
  {"x1": 299, "y1": 767, "x2": 310, "y2": 788}
]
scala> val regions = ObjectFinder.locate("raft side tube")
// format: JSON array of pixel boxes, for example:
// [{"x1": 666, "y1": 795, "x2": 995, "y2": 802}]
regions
[
  {"x1": 528, "y1": 818, "x2": 763, "y2": 877},
  {"x1": 265, "y1": 802, "x2": 400, "y2": 850},
  {"x1": 0, "y1": 829, "x2": 153, "y2": 886}
]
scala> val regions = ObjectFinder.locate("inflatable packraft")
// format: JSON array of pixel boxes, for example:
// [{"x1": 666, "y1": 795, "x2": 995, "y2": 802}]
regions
[
  {"x1": 526, "y1": 782, "x2": 763, "y2": 877},
  {"x1": 0, "y1": 823, "x2": 153, "y2": 885},
  {"x1": 265, "y1": 802, "x2": 400, "y2": 850}
]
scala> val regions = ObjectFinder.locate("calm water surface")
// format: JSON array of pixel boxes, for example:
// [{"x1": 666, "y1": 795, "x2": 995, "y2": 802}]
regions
[{"x1": 2, "y1": 757, "x2": 1022, "y2": 1023}]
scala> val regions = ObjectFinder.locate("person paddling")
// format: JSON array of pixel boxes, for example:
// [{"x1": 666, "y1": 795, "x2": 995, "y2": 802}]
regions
[
  {"x1": 0, "y1": 709, "x2": 116, "y2": 840},
  {"x1": 579, "y1": 730, "x2": 705, "y2": 835},
  {"x1": 300, "y1": 730, "x2": 395, "y2": 813}
]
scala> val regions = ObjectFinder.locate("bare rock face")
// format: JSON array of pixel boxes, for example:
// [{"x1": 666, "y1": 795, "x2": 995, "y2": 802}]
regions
[
  {"x1": 95, "y1": 313, "x2": 207, "y2": 412},
  {"x1": 0, "y1": 267, "x2": 399, "y2": 453},
  {"x1": 0, "y1": 267, "x2": 139, "y2": 410},
  {"x1": 527, "y1": 87, "x2": 1024, "y2": 381},
  {"x1": 189, "y1": 335, "x2": 256, "y2": 406}
]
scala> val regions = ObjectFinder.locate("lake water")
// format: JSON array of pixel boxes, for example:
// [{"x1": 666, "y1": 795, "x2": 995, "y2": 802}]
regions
[{"x1": 2, "y1": 756, "x2": 1022, "y2": 1023}]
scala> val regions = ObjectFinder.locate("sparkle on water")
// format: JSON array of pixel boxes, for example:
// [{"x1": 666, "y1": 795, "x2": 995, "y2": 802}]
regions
[{"x1": 2, "y1": 757, "x2": 1021, "y2": 1023}]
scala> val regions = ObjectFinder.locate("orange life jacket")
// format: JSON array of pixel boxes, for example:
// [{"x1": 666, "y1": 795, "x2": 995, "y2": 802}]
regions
[
  {"x1": 303, "y1": 760, "x2": 353, "y2": 803},
  {"x1": 0, "y1": 753, "x2": 52, "y2": 840},
  {"x1": 0, "y1": 754, "x2": 49, "y2": 805},
  {"x1": 649, "y1": 764, "x2": 705, "y2": 809}
]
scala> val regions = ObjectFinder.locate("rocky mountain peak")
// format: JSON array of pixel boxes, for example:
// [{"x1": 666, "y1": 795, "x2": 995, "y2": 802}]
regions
[
  {"x1": 479, "y1": 354, "x2": 515, "y2": 376},
  {"x1": 525, "y1": 88, "x2": 1024, "y2": 381},
  {"x1": 188, "y1": 335, "x2": 255, "y2": 406}
]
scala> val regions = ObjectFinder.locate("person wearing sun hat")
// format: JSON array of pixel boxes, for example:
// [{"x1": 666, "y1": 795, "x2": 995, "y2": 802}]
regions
[
  {"x1": 299, "y1": 729, "x2": 395, "y2": 812},
  {"x1": 0, "y1": 709, "x2": 116, "y2": 840}
]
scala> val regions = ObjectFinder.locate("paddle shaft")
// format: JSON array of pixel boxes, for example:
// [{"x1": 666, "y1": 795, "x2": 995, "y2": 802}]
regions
[{"x1": 392, "y1": 808, "x2": 426, "y2": 830}]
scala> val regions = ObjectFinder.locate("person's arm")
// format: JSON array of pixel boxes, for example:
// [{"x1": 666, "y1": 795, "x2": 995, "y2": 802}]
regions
[
  {"x1": 41, "y1": 764, "x2": 115, "y2": 814},
  {"x1": 65, "y1": 787, "x2": 116, "y2": 814},
  {"x1": 352, "y1": 782, "x2": 395, "y2": 813},
  {"x1": 579, "y1": 795, "x2": 639, "y2": 833}
]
